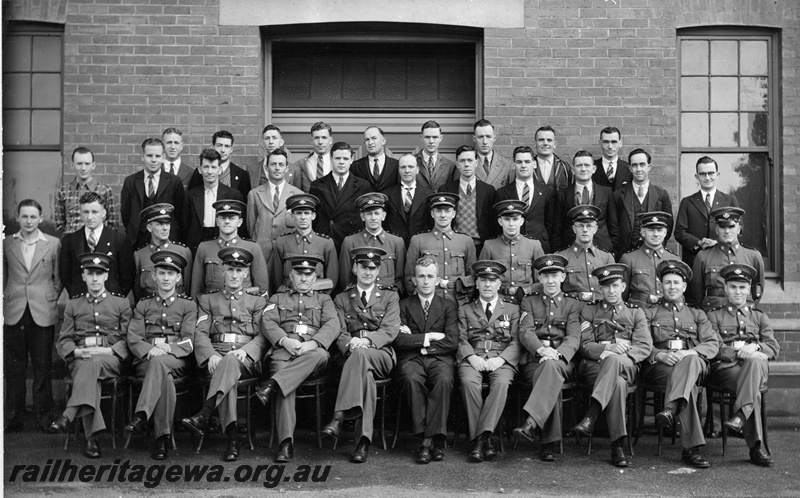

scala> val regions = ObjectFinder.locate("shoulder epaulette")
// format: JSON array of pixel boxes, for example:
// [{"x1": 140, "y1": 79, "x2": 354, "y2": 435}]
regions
[
  {"x1": 624, "y1": 247, "x2": 637, "y2": 254},
  {"x1": 317, "y1": 232, "x2": 331, "y2": 239},
  {"x1": 343, "y1": 283, "x2": 356, "y2": 291},
  {"x1": 626, "y1": 302, "x2": 639, "y2": 309},
  {"x1": 453, "y1": 231, "x2": 469, "y2": 237},
  {"x1": 740, "y1": 243, "x2": 758, "y2": 251},
  {"x1": 246, "y1": 290, "x2": 263, "y2": 297},
  {"x1": 204, "y1": 289, "x2": 220, "y2": 295},
  {"x1": 665, "y1": 248, "x2": 679, "y2": 257},
  {"x1": 590, "y1": 299, "x2": 602, "y2": 305},
  {"x1": 707, "y1": 306, "x2": 723, "y2": 313},
  {"x1": 142, "y1": 293, "x2": 156, "y2": 301},
  {"x1": 596, "y1": 246, "x2": 612, "y2": 254},
  {"x1": 239, "y1": 236, "x2": 254, "y2": 242},
  {"x1": 553, "y1": 245, "x2": 571, "y2": 253},
  {"x1": 386, "y1": 230, "x2": 403, "y2": 239},
  {"x1": 134, "y1": 242, "x2": 149, "y2": 252},
  {"x1": 110, "y1": 292, "x2": 126, "y2": 299},
  {"x1": 377, "y1": 285, "x2": 395, "y2": 291},
  {"x1": 752, "y1": 307, "x2": 764, "y2": 313},
  {"x1": 530, "y1": 290, "x2": 541, "y2": 296},
  {"x1": 278, "y1": 231, "x2": 295, "y2": 238},
  {"x1": 171, "y1": 241, "x2": 188, "y2": 248},
  {"x1": 70, "y1": 293, "x2": 84, "y2": 300},
  {"x1": 177, "y1": 294, "x2": 193, "y2": 300}
]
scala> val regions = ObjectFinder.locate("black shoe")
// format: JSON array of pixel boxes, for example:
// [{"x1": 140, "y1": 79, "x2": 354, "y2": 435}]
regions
[
  {"x1": 681, "y1": 447, "x2": 710, "y2": 468},
  {"x1": 350, "y1": 438, "x2": 369, "y2": 463},
  {"x1": 124, "y1": 414, "x2": 147, "y2": 435},
  {"x1": 223, "y1": 439, "x2": 240, "y2": 461},
  {"x1": 152, "y1": 437, "x2": 169, "y2": 460},
  {"x1": 181, "y1": 412, "x2": 210, "y2": 436},
  {"x1": 467, "y1": 438, "x2": 486, "y2": 463},
  {"x1": 47, "y1": 415, "x2": 70, "y2": 434},
  {"x1": 430, "y1": 438, "x2": 445, "y2": 461},
  {"x1": 704, "y1": 428, "x2": 722, "y2": 439},
  {"x1": 513, "y1": 420, "x2": 536, "y2": 442},
  {"x1": 275, "y1": 439, "x2": 294, "y2": 463},
  {"x1": 724, "y1": 413, "x2": 745, "y2": 434},
  {"x1": 321, "y1": 418, "x2": 342, "y2": 440},
  {"x1": 749, "y1": 446, "x2": 773, "y2": 467},
  {"x1": 84, "y1": 437, "x2": 101, "y2": 459},
  {"x1": 655, "y1": 407, "x2": 676, "y2": 431},
  {"x1": 255, "y1": 381, "x2": 274, "y2": 406},
  {"x1": 611, "y1": 447, "x2": 628, "y2": 467},
  {"x1": 416, "y1": 445, "x2": 432, "y2": 464},
  {"x1": 540, "y1": 443, "x2": 556, "y2": 462},
  {"x1": 573, "y1": 415, "x2": 596, "y2": 437},
  {"x1": 484, "y1": 437, "x2": 498, "y2": 461}
]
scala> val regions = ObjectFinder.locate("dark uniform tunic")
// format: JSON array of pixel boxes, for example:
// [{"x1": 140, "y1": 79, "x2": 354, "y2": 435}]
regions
[
  {"x1": 619, "y1": 245, "x2": 680, "y2": 307},
  {"x1": 133, "y1": 240, "x2": 193, "y2": 301},
  {"x1": 480, "y1": 234, "x2": 545, "y2": 301},
  {"x1": 339, "y1": 229, "x2": 406, "y2": 294},
  {"x1": 272, "y1": 231, "x2": 338, "y2": 293},
  {"x1": 405, "y1": 228, "x2": 476, "y2": 305},
  {"x1": 557, "y1": 243, "x2": 615, "y2": 302},
  {"x1": 190, "y1": 237, "x2": 269, "y2": 297},
  {"x1": 690, "y1": 243, "x2": 765, "y2": 311}
]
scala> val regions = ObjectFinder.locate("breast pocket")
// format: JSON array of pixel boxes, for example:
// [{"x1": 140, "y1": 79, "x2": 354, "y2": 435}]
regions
[
  {"x1": 204, "y1": 258, "x2": 223, "y2": 289},
  {"x1": 447, "y1": 251, "x2": 466, "y2": 277},
  {"x1": 744, "y1": 325, "x2": 759, "y2": 342},
  {"x1": 139, "y1": 265, "x2": 156, "y2": 293},
  {"x1": 238, "y1": 314, "x2": 255, "y2": 335},
  {"x1": 679, "y1": 323, "x2": 696, "y2": 340},
  {"x1": 565, "y1": 266, "x2": 582, "y2": 289},
  {"x1": 379, "y1": 254, "x2": 396, "y2": 281},
  {"x1": 517, "y1": 259, "x2": 533, "y2": 282},
  {"x1": 651, "y1": 323, "x2": 669, "y2": 343},
  {"x1": 631, "y1": 268, "x2": 652, "y2": 288},
  {"x1": 704, "y1": 266, "x2": 723, "y2": 287},
  {"x1": 300, "y1": 303, "x2": 322, "y2": 328}
]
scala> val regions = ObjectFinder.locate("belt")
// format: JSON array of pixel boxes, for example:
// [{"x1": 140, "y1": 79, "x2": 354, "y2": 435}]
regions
[
  {"x1": 564, "y1": 292, "x2": 594, "y2": 302},
  {"x1": 211, "y1": 333, "x2": 253, "y2": 345},
  {"x1": 282, "y1": 324, "x2": 319, "y2": 337},
  {"x1": 655, "y1": 339, "x2": 689, "y2": 350},
  {"x1": 471, "y1": 339, "x2": 508, "y2": 352},
  {"x1": 149, "y1": 336, "x2": 180, "y2": 346},
  {"x1": 539, "y1": 337, "x2": 563, "y2": 348},
  {"x1": 630, "y1": 291, "x2": 660, "y2": 304},
  {"x1": 705, "y1": 288, "x2": 726, "y2": 297},
  {"x1": 731, "y1": 339, "x2": 755, "y2": 350},
  {"x1": 76, "y1": 335, "x2": 109, "y2": 347},
  {"x1": 354, "y1": 330, "x2": 377, "y2": 339}
]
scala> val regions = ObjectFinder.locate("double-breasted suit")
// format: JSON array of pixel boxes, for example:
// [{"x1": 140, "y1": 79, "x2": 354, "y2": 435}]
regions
[
  {"x1": 310, "y1": 173, "x2": 372, "y2": 249},
  {"x1": 246, "y1": 182, "x2": 303, "y2": 277},
  {"x1": 414, "y1": 152, "x2": 458, "y2": 192},
  {"x1": 493, "y1": 181, "x2": 555, "y2": 252},
  {"x1": 120, "y1": 170, "x2": 186, "y2": 248},
  {"x1": 551, "y1": 183, "x2": 620, "y2": 253},
  {"x1": 60, "y1": 227, "x2": 135, "y2": 298},
  {"x1": 183, "y1": 183, "x2": 244, "y2": 254},
  {"x1": 352, "y1": 155, "x2": 400, "y2": 192},
  {"x1": 613, "y1": 183, "x2": 673, "y2": 257},
  {"x1": 674, "y1": 190, "x2": 740, "y2": 267},
  {"x1": 382, "y1": 183, "x2": 435, "y2": 247}
]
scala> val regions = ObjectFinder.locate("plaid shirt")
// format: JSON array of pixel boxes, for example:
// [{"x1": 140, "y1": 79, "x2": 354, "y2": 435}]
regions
[{"x1": 55, "y1": 178, "x2": 120, "y2": 233}]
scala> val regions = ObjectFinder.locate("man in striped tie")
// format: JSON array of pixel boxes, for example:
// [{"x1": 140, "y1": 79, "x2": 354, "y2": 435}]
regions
[{"x1": 382, "y1": 154, "x2": 434, "y2": 247}]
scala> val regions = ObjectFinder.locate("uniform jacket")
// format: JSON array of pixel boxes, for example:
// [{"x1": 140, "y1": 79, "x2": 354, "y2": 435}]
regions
[
  {"x1": 578, "y1": 300, "x2": 652, "y2": 363},
  {"x1": 382, "y1": 183, "x2": 434, "y2": 247},
  {"x1": 339, "y1": 229, "x2": 406, "y2": 294},
  {"x1": 260, "y1": 289, "x2": 341, "y2": 361},
  {"x1": 405, "y1": 228, "x2": 477, "y2": 295},
  {"x1": 188, "y1": 161, "x2": 252, "y2": 202},
  {"x1": 643, "y1": 298, "x2": 719, "y2": 364},
  {"x1": 394, "y1": 294, "x2": 459, "y2": 360},
  {"x1": 3, "y1": 231, "x2": 62, "y2": 327},
  {"x1": 533, "y1": 154, "x2": 573, "y2": 190},
  {"x1": 183, "y1": 183, "x2": 245, "y2": 253},
  {"x1": 493, "y1": 181, "x2": 555, "y2": 250},
  {"x1": 194, "y1": 288, "x2": 268, "y2": 366},
  {"x1": 619, "y1": 245, "x2": 680, "y2": 305},
  {"x1": 414, "y1": 152, "x2": 458, "y2": 192},
  {"x1": 707, "y1": 303, "x2": 780, "y2": 364},
  {"x1": 674, "y1": 190, "x2": 739, "y2": 266},
  {"x1": 334, "y1": 285, "x2": 401, "y2": 356},
  {"x1": 592, "y1": 158, "x2": 632, "y2": 192},
  {"x1": 689, "y1": 242, "x2": 765, "y2": 308},
  {"x1": 556, "y1": 243, "x2": 615, "y2": 301},
  {"x1": 190, "y1": 237, "x2": 270, "y2": 297},
  {"x1": 475, "y1": 153, "x2": 515, "y2": 190},
  {"x1": 551, "y1": 182, "x2": 620, "y2": 253},
  {"x1": 439, "y1": 179, "x2": 498, "y2": 242},
  {"x1": 613, "y1": 182, "x2": 673, "y2": 256},
  {"x1": 120, "y1": 169, "x2": 186, "y2": 246},
  {"x1": 272, "y1": 230, "x2": 339, "y2": 293},
  {"x1": 309, "y1": 172, "x2": 372, "y2": 248},
  {"x1": 133, "y1": 240, "x2": 192, "y2": 301},
  {"x1": 519, "y1": 292, "x2": 582, "y2": 364},
  {"x1": 479, "y1": 234, "x2": 545, "y2": 296},
  {"x1": 127, "y1": 292, "x2": 197, "y2": 360},
  {"x1": 56, "y1": 290, "x2": 133, "y2": 361},
  {"x1": 456, "y1": 299, "x2": 521, "y2": 366},
  {"x1": 59, "y1": 226, "x2": 135, "y2": 297},
  {"x1": 246, "y1": 181, "x2": 303, "y2": 268},
  {"x1": 352, "y1": 155, "x2": 400, "y2": 192}
]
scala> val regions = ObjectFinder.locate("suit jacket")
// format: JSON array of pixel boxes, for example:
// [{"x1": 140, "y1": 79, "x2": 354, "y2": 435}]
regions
[
  {"x1": 493, "y1": 181, "x2": 555, "y2": 252},
  {"x1": 439, "y1": 179, "x2": 498, "y2": 241},
  {"x1": 394, "y1": 294, "x2": 459, "y2": 360},
  {"x1": 164, "y1": 160, "x2": 195, "y2": 189},
  {"x1": 551, "y1": 182, "x2": 620, "y2": 253},
  {"x1": 188, "y1": 161, "x2": 252, "y2": 202},
  {"x1": 59, "y1": 226, "x2": 135, "y2": 297},
  {"x1": 613, "y1": 183, "x2": 673, "y2": 257},
  {"x1": 414, "y1": 152, "x2": 458, "y2": 192},
  {"x1": 309, "y1": 172, "x2": 372, "y2": 248},
  {"x1": 246, "y1": 151, "x2": 300, "y2": 190},
  {"x1": 592, "y1": 158, "x2": 632, "y2": 191},
  {"x1": 183, "y1": 183, "x2": 244, "y2": 253},
  {"x1": 475, "y1": 153, "x2": 515, "y2": 190},
  {"x1": 382, "y1": 183, "x2": 434, "y2": 247},
  {"x1": 294, "y1": 153, "x2": 330, "y2": 192},
  {"x1": 120, "y1": 170, "x2": 186, "y2": 246},
  {"x1": 533, "y1": 154, "x2": 573, "y2": 190},
  {"x1": 246, "y1": 181, "x2": 303, "y2": 270},
  {"x1": 674, "y1": 190, "x2": 740, "y2": 266},
  {"x1": 352, "y1": 155, "x2": 400, "y2": 192},
  {"x1": 3, "y1": 232, "x2": 63, "y2": 326}
]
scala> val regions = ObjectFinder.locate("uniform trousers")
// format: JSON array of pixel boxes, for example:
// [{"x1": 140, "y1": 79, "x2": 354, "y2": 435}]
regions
[
  {"x1": 66, "y1": 354, "x2": 125, "y2": 437},
  {"x1": 642, "y1": 355, "x2": 708, "y2": 449},
  {"x1": 333, "y1": 347, "x2": 395, "y2": 443},
  {"x1": 394, "y1": 354, "x2": 455, "y2": 439},
  {"x1": 708, "y1": 357, "x2": 768, "y2": 448},
  {"x1": 268, "y1": 348, "x2": 330, "y2": 443},
  {"x1": 521, "y1": 359, "x2": 574, "y2": 444},
  {"x1": 578, "y1": 354, "x2": 638, "y2": 442},
  {"x1": 458, "y1": 362, "x2": 516, "y2": 441},
  {"x1": 204, "y1": 354, "x2": 260, "y2": 430},
  {"x1": 132, "y1": 355, "x2": 189, "y2": 438}
]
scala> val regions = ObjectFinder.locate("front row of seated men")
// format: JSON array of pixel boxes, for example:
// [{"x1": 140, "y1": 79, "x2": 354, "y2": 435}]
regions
[{"x1": 47, "y1": 232, "x2": 778, "y2": 469}]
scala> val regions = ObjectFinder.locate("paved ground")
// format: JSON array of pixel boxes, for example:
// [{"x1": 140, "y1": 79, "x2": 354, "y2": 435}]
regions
[{"x1": 3, "y1": 413, "x2": 799, "y2": 497}]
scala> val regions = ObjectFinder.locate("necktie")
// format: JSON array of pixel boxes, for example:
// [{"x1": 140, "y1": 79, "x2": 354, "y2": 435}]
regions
[
  {"x1": 170, "y1": 162, "x2": 176, "y2": 175},
  {"x1": 372, "y1": 158, "x2": 380, "y2": 180},
  {"x1": 404, "y1": 187, "x2": 413, "y2": 213},
  {"x1": 316, "y1": 154, "x2": 324, "y2": 179},
  {"x1": 483, "y1": 157, "x2": 490, "y2": 176},
  {"x1": 607, "y1": 162, "x2": 615, "y2": 181},
  {"x1": 87, "y1": 229, "x2": 97, "y2": 251},
  {"x1": 704, "y1": 193, "x2": 712, "y2": 213},
  {"x1": 423, "y1": 299, "x2": 430, "y2": 320},
  {"x1": 638, "y1": 185, "x2": 645, "y2": 199},
  {"x1": 485, "y1": 302, "x2": 492, "y2": 320},
  {"x1": 273, "y1": 185, "x2": 280, "y2": 212},
  {"x1": 581, "y1": 186, "x2": 590, "y2": 204},
  {"x1": 147, "y1": 174, "x2": 155, "y2": 198},
  {"x1": 522, "y1": 182, "x2": 531, "y2": 209},
  {"x1": 337, "y1": 175, "x2": 344, "y2": 192},
  {"x1": 427, "y1": 156, "x2": 434, "y2": 178},
  {"x1": 361, "y1": 290, "x2": 368, "y2": 307},
  {"x1": 466, "y1": 183, "x2": 473, "y2": 197}
]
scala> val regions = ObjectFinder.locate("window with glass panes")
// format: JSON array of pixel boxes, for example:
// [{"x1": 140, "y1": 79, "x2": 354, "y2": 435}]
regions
[{"x1": 678, "y1": 30, "x2": 779, "y2": 273}]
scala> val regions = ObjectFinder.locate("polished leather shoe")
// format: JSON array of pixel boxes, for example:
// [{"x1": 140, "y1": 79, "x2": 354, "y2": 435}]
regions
[
  {"x1": 484, "y1": 437, "x2": 498, "y2": 461},
  {"x1": 430, "y1": 440, "x2": 445, "y2": 462},
  {"x1": 84, "y1": 437, "x2": 101, "y2": 459},
  {"x1": 749, "y1": 446, "x2": 773, "y2": 467},
  {"x1": 539, "y1": 443, "x2": 556, "y2": 462},
  {"x1": 513, "y1": 420, "x2": 536, "y2": 443},
  {"x1": 573, "y1": 415, "x2": 596, "y2": 437},
  {"x1": 350, "y1": 440, "x2": 369, "y2": 463},
  {"x1": 321, "y1": 418, "x2": 342, "y2": 440},
  {"x1": 223, "y1": 439, "x2": 240, "y2": 462},
  {"x1": 181, "y1": 413, "x2": 210, "y2": 436},
  {"x1": 611, "y1": 447, "x2": 628, "y2": 467},
  {"x1": 655, "y1": 407, "x2": 676, "y2": 431},
  {"x1": 47, "y1": 415, "x2": 70, "y2": 434},
  {"x1": 681, "y1": 448, "x2": 710, "y2": 468},
  {"x1": 255, "y1": 382, "x2": 273, "y2": 406},
  {"x1": 275, "y1": 439, "x2": 294, "y2": 463},
  {"x1": 151, "y1": 437, "x2": 169, "y2": 460},
  {"x1": 467, "y1": 439, "x2": 486, "y2": 463},
  {"x1": 723, "y1": 413, "x2": 745, "y2": 434},
  {"x1": 124, "y1": 414, "x2": 147, "y2": 435},
  {"x1": 416, "y1": 445, "x2": 432, "y2": 464}
]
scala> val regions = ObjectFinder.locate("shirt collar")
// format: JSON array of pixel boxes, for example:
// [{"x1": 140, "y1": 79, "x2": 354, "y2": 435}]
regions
[
  {"x1": 14, "y1": 230, "x2": 47, "y2": 243},
  {"x1": 362, "y1": 229, "x2": 385, "y2": 242},
  {"x1": 516, "y1": 178, "x2": 533, "y2": 189},
  {"x1": 541, "y1": 292, "x2": 563, "y2": 307},
  {"x1": 725, "y1": 303, "x2": 750, "y2": 315},
  {"x1": 602, "y1": 157, "x2": 617, "y2": 168},
  {"x1": 222, "y1": 287, "x2": 244, "y2": 300},
  {"x1": 479, "y1": 297, "x2": 499, "y2": 311},
  {"x1": 156, "y1": 291, "x2": 178, "y2": 306},
  {"x1": 422, "y1": 151, "x2": 436, "y2": 164},
  {"x1": 571, "y1": 243, "x2": 596, "y2": 255},
  {"x1": 701, "y1": 187, "x2": 717, "y2": 200},
  {"x1": 432, "y1": 228, "x2": 454, "y2": 240},
  {"x1": 401, "y1": 181, "x2": 417, "y2": 189},
  {"x1": 333, "y1": 171, "x2": 349, "y2": 183},
  {"x1": 634, "y1": 180, "x2": 650, "y2": 191},
  {"x1": 294, "y1": 230, "x2": 314, "y2": 243},
  {"x1": 575, "y1": 181, "x2": 593, "y2": 194},
  {"x1": 217, "y1": 236, "x2": 239, "y2": 247},
  {"x1": 477, "y1": 151, "x2": 493, "y2": 165},
  {"x1": 459, "y1": 177, "x2": 476, "y2": 191},
  {"x1": 602, "y1": 301, "x2": 625, "y2": 313},
  {"x1": 660, "y1": 297, "x2": 685, "y2": 311},
  {"x1": 85, "y1": 224, "x2": 104, "y2": 240},
  {"x1": 73, "y1": 177, "x2": 98, "y2": 190},
  {"x1": 145, "y1": 169, "x2": 162, "y2": 179},
  {"x1": 204, "y1": 183, "x2": 219, "y2": 193},
  {"x1": 641, "y1": 246, "x2": 665, "y2": 258},
  {"x1": 85, "y1": 290, "x2": 109, "y2": 303},
  {"x1": 168, "y1": 157, "x2": 182, "y2": 169},
  {"x1": 356, "y1": 284, "x2": 375, "y2": 297},
  {"x1": 717, "y1": 242, "x2": 741, "y2": 254},
  {"x1": 220, "y1": 160, "x2": 231, "y2": 172},
  {"x1": 501, "y1": 233, "x2": 521, "y2": 244},
  {"x1": 271, "y1": 180, "x2": 286, "y2": 192},
  {"x1": 148, "y1": 240, "x2": 172, "y2": 251}
]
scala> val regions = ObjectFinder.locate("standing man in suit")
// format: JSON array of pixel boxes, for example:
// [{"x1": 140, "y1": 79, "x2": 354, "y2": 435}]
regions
[
  {"x1": 393, "y1": 256, "x2": 459, "y2": 463},
  {"x1": 188, "y1": 131, "x2": 252, "y2": 207},
  {"x1": 247, "y1": 126, "x2": 298, "y2": 188},
  {"x1": 310, "y1": 141, "x2": 372, "y2": 249},
  {"x1": 247, "y1": 148, "x2": 303, "y2": 274},
  {"x1": 184, "y1": 149, "x2": 244, "y2": 254},
  {"x1": 4, "y1": 199, "x2": 62, "y2": 432},
  {"x1": 592, "y1": 127, "x2": 632, "y2": 192},
  {"x1": 55, "y1": 146, "x2": 120, "y2": 233},
  {"x1": 295, "y1": 122, "x2": 334, "y2": 192},
  {"x1": 60, "y1": 191, "x2": 135, "y2": 297},
  {"x1": 675, "y1": 156, "x2": 740, "y2": 268},
  {"x1": 493, "y1": 145, "x2": 554, "y2": 252},
  {"x1": 121, "y1": 138, "x2": 186, "y2": 248},
  {"x1": 532, "y1": 126, "x2": 573, "y2": 190},
  {"x1": 614, "y1": 149, "x2": 673, "y2": 258},
  {"x1": 551, "y1": 151, "x2": 619, "y2": 253},
  {"x1": 439, "y1": 145, "x2": 496, "y2": 256},
  {"x1": 352, "y1": 126, "x2": 399, "y2": 192},
  {"x1": 162, "y1": 128, "x2": 194, "y2": 189},
  {"x1": 415, "y1": 120, "x2": 458, "y2": 191},
  {"x1": 473, "y1": 119, "x2": 514, "y2": 189},
  {"x1": 382, "y1": 153, "x2": 434, "y2": 247}
]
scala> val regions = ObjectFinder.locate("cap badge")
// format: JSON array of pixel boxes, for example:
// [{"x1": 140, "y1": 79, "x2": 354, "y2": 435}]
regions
[
  {"x1": 723, "y1": 213, "x2": 730, "y2": 219},
  {"x1": 165, "y1": 257, "x2": 172, "y2": 264},
  {"x1": 652, "y1": 216, "x2": 658, "y2": 222},
  {"x1": 668, "y1": 264, "x2": 675, "y2": 268},
  {"x1": 367, "y1": 200, "x2": 374, "y2": 204},
  {"x1": 439, "y1": 197, "x2": 446, "y2": 202},
  {"x1": 582, "y1": 210, "x2": 589, "y2": 216},
  {"x1": 367, "y1": 252, "x2": 374, "y2": 258},
  {"x1": 546, "y1": 260, "x2": 553, "y2": 266},
  {"x1": 232, "y1": 252, "x2": 240, "y2": 259},
  {"x1": 223, "y1": 205, "x2": 231, "y2": 210},
  {"x1": 603, "y1": 270, "x2": 610, "y2": 276},
  {"x1": 160, "y1": 209, "x2": 166, "y2": 214},
  {"x1": 302, "y1": 261, "x2": 309, "y2": 266},
  {"x1": 93, "y1": 258, "x2": 101, "y2": 264},
  {"x1": 299, "y1": 200, "x2": 306, "y2": 204},
  {"x1": 734, "y1": 269, "x2": 742, "y2": 274}
]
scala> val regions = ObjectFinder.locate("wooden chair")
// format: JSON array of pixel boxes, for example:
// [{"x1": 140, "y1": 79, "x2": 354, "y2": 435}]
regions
[
  {"x1": 704, "y1": 384, "x2": 770, "y2": 456},
  {"x1": 195, "y1": 377, "x2": 259, "y2": 453},
  {"x1": 123, "y1": 374, "x2": 192, "y2": 450},
  {"x1": 268, "y1": 375, "x2": 329, "y2": 449},
  {"x1": 511, "y1": 380, "x2": 577, "y2": 454},
  {"x1": 62, "y1": 376, "x2": 126, "y2": 450}
]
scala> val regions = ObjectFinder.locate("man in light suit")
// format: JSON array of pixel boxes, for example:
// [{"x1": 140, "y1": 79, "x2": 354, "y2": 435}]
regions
[
  {"x1": 4, "y1": 199, "x2": 62, "y2": 432},
  {"x1": 675, "y1": 156, "x2": 740, "y2": 268},
  {"x1": 246, "y1": 125, "x2": 299, "y2": 188},
  {"x1": 383, "y1": 154, "x2": 434, "y2": 247},
  {"x1": 592, "y1": 127, "x2": 632, "y2": 192},
  {"x1": 532, "y1": 126, "x2": 573, "y2": 190},
  {"x1": 415, "y1": 120, "x2": 458, "y2": 191},
  {"x1": 187, "y1": 130, "x2": 252, "y2": 206},
  {"x1": 247, "y1": 148, "x2": 302, "y2": 277},
  {"x1": 473, "y1": 119, "x2": 515, "y2": 189},
  {"x1": 294, "y1": 122, "x2": 334, "y2": 192},
  {"x1": 351, "y1": 126, "x2": 399, "y2": 192},
  {"x1": 162, "y1": 128, "x2": 195, "y2": 189}
]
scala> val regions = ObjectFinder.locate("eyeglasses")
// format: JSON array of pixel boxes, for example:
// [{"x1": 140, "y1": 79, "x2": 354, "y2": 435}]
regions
[{"x1": 696, "y1": 172, "x2": 717, "y2": 177}]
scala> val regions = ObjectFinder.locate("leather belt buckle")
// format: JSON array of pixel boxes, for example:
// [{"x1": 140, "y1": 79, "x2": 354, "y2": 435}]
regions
[
  {"x1": 600, "y1": 340, "x2": 611, "y2": 345},
  {"x1": 485, "y1": 340, "x2": 493, "y2": 351},
  {"x1": 222, "y1": 333, "x2": 238, "y2": 343},
  {"x1": 542, "y1": 339, "x2": 552, "y2": 347},
  {"x1": 733, "y1": 340, "x2": 746, "y2": 350},
  {"x1": 295, "y1": 324, "x2": 308, "y2": 336},
  {"x1": 84, "y1": 336, "x2": 99, "y2": 347},
  {"x1": 668, "y1": 339, "x2": 685, "y2": 350},
  {"x1": 580, "y1": 292, "x2": 593, "y2": 301},
  {"x1": 153, "y1": 337, "x2": 167, "y2": 345}
]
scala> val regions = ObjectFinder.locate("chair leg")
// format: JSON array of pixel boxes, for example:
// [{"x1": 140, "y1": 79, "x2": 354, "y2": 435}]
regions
[
  {"x1": 497, "y1": 417, "x2": 505, "y2": 453},
  {"x1": 761, "y1": 392, "x2": 770, "y2": 455},
  {"x1": 379, "y1": 384, "x2": 388, "y2": 450},
  {"x1": 171, "y1": 432, "x2": 177, "y2": 451},
  {"x1": 719, "y1": 392, "x2": 728, "y2": 456},
  {"x1": 315, "y1": 384, "x2": 324, "y2": 450},
  {"x1": 246, "y1": 385, "x2": 255, "y2": 451},
  {"x1": 111, "y1": 381, "x2": 118, "y2": 450},
  {"x1": 627, "y1": 394, "x2": 635, "y2": 457},
  {"x1": 391, "y1": 390, "x2": 402, "y2": 450}
]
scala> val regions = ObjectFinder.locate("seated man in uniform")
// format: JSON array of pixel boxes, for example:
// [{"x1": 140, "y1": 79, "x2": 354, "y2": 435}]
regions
[
  {"x1": 557, "y1": 205, "x2": 615, "y2": 303},
  {"x1": 48, "y1": 253, "x2": 132, "y2": 459},
  {"x1": 642, "y1": 260, "x2": 719, "y2": 468},
  {"x1": 393, "y1": 256, "x2": 459, "y2": 464},
  {"x1": 322, "y1": 247, "x2": 401, "y2": 463},
  {"x1": 133, "y1": 203, "x2": 192, "y2": 301},
  {"x1": 182, "y1": 248, "x2": 268, "y2": 461},
  {"x1": 125, "y1": 250, "x2": 196, "y2": 460},
  {"x1": 619, "y1": 211, "x2": 680, "y2": 308},
  {"x1": 457, "y1": 261, "x2": 521, "y2": 463},
  {"x1": 707, "y1": 263, "x2": 780, "y2": 467},
  {"x1": 190, "y1": 200, "x2": 269, "y2": 298},
  {"x1": 480, "y1": 200, "x2": 545, "y2": 304},
  {"x1": 339, "y1": 192, "x2": 405, "y2": 294},
  {"x1": 255, "y1": 255, "x2": 341, "y2": 463},
  {"x1": 513, "y1": 254, "x2": 582, "y2": 461},
  {"x1": 573, "y1": 263, "x2": 651, "y2": 468}
]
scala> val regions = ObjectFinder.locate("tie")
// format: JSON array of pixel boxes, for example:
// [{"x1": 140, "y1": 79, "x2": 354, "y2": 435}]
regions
[
  {"x1": 372, "y1": 158, "x2": 380, "y2": 180},
  {"x1": 607, "y1": 162, "x2": 615, "y2": 181},
  {"x1": 147, "y1": 174, "x2": 155, "y2": 199},
  {"x1": 337, "y1": 175, "x2": 344, "y2": 192},
  {"x1": 170, "y1": 162, "x2": 176, "y2": 175},
  {"x1": 482, "y1": 157, "x2": 490, "y2": 176},
  {"x1": 273, "y1": 185, "x2": 280, "y2": 212},
  {"x1": 581, "y1": 186, "x2": 590, "y2": 204},
  {"x1": 466, "y1": 183, "x2": 473, "y2": 197},
  {"x1": 638, "y1": 185, "x2": 645, "y2": 199},
  {"x1": 485, "y1": 302, "x2": 492, "y2": 320},
  {"x1": 361, "y1": 290, "x2": 368, "y2": 307},
  {"x1": 704, "y1": 193, "x2": 712, "y2": 213},
  {"x1": 423, "y1": 299, "x2": 430, "y2": 320},
  {"x1": 404, "y1": 187, "x2": 413, "y2": 213},
  {"x1": 87, "y1": 229, "x2": 97, "y2": 251},
  {"x1": 522, "y1": 182, "x2": 531, "y2": 209},
  {"x1": 427, "y1": 156, "x2": 434, "y2": 178},
  {"x1": 316, "y1": 154, "x2": 324, "y2": 179}
]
